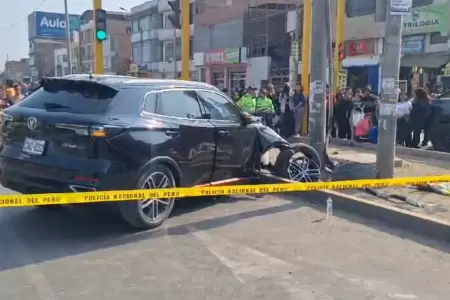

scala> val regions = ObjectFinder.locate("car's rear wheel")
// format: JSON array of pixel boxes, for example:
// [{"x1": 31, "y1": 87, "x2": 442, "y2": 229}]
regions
[
  {"x1": 275, "y1": 144, "x2": 322, "y2": 182},
  {"x1": 119, "y1": 164, "x2": 176, "y2": 229}
]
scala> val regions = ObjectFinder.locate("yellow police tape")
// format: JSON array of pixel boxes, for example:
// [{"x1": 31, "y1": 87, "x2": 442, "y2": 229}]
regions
[{"x1": 0, "y1": 175, "x2": 449, "y2": 208}]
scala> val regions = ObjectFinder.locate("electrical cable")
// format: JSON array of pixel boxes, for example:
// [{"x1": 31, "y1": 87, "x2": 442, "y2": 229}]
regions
[{"x1": 0, "y1": 0, "x2": 49, "y2": 28}]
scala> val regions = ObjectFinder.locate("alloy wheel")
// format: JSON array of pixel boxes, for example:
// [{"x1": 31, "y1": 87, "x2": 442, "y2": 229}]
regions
[
  {"x1": 140, "y1": 171, "x2": 175, "y2": 222},
  {"x1": 287, "y1": 155, "x2": 321, "y2": 182}
]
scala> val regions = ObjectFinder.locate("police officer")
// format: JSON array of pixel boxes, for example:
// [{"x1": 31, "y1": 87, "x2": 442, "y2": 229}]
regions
[
  {"x1": 255, "y1": 88, "x2": 275, "y2": 128},
  {"x1": 237, "y1": 86, "x2": 257, "y2": 114}
]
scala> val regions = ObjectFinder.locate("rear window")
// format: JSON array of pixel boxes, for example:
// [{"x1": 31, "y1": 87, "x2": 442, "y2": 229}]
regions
[{"x1": 18, "y1": 80, "x2": 118, "y2": 114}]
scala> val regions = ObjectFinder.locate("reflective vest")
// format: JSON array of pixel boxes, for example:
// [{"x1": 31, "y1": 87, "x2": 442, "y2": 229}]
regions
[
  {"x1": 255, "y1": 96, "x2": 275, "y2": 113},
  {"x1": 237, "y1": 94, "x2": 256, "y2": 114}
]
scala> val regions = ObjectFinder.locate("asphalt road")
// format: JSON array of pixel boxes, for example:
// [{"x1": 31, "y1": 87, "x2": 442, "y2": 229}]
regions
[{"x1": 0, "y1": 188, "x2": 449, "y2": 300}]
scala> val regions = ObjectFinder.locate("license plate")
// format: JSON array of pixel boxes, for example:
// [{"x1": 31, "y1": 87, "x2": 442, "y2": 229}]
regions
[{"x1": 22, "y1": 138, "x2": 46, "y2": 155}]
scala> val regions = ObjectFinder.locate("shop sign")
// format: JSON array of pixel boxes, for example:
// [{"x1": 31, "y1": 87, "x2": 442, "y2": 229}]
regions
[
  {"x1": 345, "y1": 39, "x2": 375, "y2": 56},
  {"x1": 403, "y1": 3, "x2": 448, "y2": 35},
  {"x1": 401, "y1": 35, "x2": 425, "y2": 54},
  {"x1": 204, "y1": 48, "x2": 240, "y2": 65},
  {"x1": 225, "y1": 48, "x2": 240, "y2": 64}
]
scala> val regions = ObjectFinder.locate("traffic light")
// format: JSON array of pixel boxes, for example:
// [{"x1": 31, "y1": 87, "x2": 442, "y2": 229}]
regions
[
  {"x1": 338, "y1": 43, "x2": 345, "y2": 60},
  {"x1": 94, "y1": 8, "x2": 107, "y2": 42},
  {"x1": 168, "y1": 0, "x2": 181, "y2": 29}
]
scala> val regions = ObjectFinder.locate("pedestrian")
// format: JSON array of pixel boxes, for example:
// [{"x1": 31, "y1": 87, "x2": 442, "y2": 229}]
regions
[
  {"x1": 410, "y1": 87, "x2": 432, "y2": 147},
  {"x1": 255, "y1": 88, "x2": 275, "y2": 128},
  {"x1": 278, "y1": 83, "x2": 295, "y2": 137},
  {"x1": 12, "y1": 84, "x2": 25, "y2": 104},
  {"x1": 236, "y1": 87, "x2": 257, "y2": 114},
  {"x1": 292, "y1": 84, "x2": 306, "y2": 137},
  {"x1": 335, "y1": 90, "x2": 353, "y2": 139},
  {"x1": 396, "y1": 92, "x2": 412, "y2": 146}
]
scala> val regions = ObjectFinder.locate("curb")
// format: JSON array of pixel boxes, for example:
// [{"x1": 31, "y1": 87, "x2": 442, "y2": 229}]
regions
[
  {"x1": 259, "y1": 174, "x2": 450, "y2": 243},
  {"x1": 290, "y1": 136, "x2": 450, "y2": 161}
]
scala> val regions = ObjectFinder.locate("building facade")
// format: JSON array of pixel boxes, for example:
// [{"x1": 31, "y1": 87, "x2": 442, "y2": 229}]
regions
[
  {"x1": 4, "y1": 59, "x2": 32, "y2": 81},
  {"x1": 129, "y1": 0, "x2": 195, "y2": 78},
  {"x1": 284, "y1": 0, "x2": 450, "y2": 94},
  {"x1": 78, "y1": 12, "x2": 131, "y2": 74},
  {"x1": 193, "y1": 0, "x2": 249, "y2": 89},
  {"x1": 28, "y1": 11, "x2": 80, "y2": 78}
]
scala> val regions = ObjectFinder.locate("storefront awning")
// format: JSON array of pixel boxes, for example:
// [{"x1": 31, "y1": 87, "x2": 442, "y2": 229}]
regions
[{"x1": 401, "y1": 52, "x2": 450, "y2": 68}]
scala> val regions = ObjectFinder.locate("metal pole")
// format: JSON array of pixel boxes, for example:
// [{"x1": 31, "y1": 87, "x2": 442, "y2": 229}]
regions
[
  {"x1": 376, "y1": 0, "x2": 403, "y2": 178},
  {"x1": 308, "y1": 0, "x2": 327, "y2": 169},
  {"x1": 173, "y1": 28, "x2": 177, "y2": 78},
  {"x1": 64, "y1": 0, "x2": 73, "y2": 74},
  {"x1": 301, "y1": 0, "x2": 312, "y2": 135},
  {"x1": 333, "y1": 0, "x2": 346, "y2": 92},
  {"x1": 181, "y1": 0, "x2": 190, "y2": 80}
]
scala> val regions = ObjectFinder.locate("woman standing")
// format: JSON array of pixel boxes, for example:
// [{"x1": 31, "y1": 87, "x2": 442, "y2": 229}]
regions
[
  {"x1": 279, "y1": 83, "x2": 295, "y2": 137},
  {"x1": 396, "y1": 92, "x2": 412, "y2": 146},
  {"x1": 292, "y1": 84, "x2": 306, "y2": 137}
]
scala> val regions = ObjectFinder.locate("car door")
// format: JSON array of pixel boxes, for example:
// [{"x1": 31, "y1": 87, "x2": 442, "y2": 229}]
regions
[
  {"x1": 152, "y1": 89, "x2": 216, "y2": 187},
  {"x1": 196, "y1": 90, "x2": 257, "y2": 181}
]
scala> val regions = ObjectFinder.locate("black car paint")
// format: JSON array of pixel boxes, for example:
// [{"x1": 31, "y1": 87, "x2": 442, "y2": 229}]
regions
[
  {"x1": 0, "y1": 79, "x2": 292, "y2": 196},
  {"x1": 430, "y1": 96, "x2": 450, "y2": 152}
]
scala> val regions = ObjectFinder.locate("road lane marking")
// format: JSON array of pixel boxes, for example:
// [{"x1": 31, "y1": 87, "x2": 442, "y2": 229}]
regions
[{"x1": 189, "y1": 226, "x2": 332, "y2": 300}]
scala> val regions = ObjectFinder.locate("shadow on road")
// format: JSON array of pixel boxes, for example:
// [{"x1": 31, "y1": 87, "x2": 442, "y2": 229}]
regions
[
  {"x1": 0, "y1": 187, "x2": 448, "y2": 273},
  {"x1": 0, "y1": 195, "x2": 303, "y2": 272}
]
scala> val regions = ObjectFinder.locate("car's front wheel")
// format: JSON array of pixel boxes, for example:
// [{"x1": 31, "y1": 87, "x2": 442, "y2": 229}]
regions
[
  {"x1": 274, "y1": 144, "x2": 322, "y2": 182},
  {"x1": 119, "y1": 164, "x2": 176, "y2": 229}
]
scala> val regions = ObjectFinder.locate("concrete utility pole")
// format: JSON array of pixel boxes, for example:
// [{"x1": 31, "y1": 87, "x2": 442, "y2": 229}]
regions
[
  {"x1": 291, "y1": 4, "x2": 301, "y2": 87},
  {"x1": 376, "y1": 0, "x2": 404, "y2": 178},
  {"x1": 64, "y1": 0, "x2": 73, "y2": 74},
  {"x1": 308, "y1": 0, "x2": 328, "y2": 169}
]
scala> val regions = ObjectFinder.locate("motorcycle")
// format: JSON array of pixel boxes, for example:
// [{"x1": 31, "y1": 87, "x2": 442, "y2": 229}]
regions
[{"x1": 244, "y1": 113, "x2": 322, "y2": 182}]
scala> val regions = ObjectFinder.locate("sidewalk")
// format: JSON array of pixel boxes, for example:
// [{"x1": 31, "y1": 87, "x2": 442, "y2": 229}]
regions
[{"x1": 327, "y1": 145, "x2": 450, "y2": 222}]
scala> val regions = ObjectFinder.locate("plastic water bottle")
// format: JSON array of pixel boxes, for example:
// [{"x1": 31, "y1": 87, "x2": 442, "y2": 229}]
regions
[{"x1": 326, "y1": 197, "x2": 333, "y2": 219}]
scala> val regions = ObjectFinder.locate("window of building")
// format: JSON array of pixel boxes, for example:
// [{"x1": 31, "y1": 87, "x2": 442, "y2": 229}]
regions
[
  {"x1": 139, "y1": 16, "x2": 150, "y2": 31},
  {"x1": 132, "y1": 42, "x2": 142, "y2": 65},
  {"x1": 430, "y1": 32, "x2": 448, "y2": 45},
  {"x1": 132, "y1": 20, "x2": 139, "y2": 33},
  {"x1": 412, "y1": 0, "x2": 433, "y2": 7},
  {"x1": 163, "y1": 41, "x2": 174, "y2": 62},
  {"x1": 86, "y1": 29, "x2": 92, "y2": 43},
  {"x1": 345, "y1": 0, "x2": 376, "y2": 18},
  {"x1": 163, "y1": 12, "x2": 174, "y2": 29},
  {"x1": 250, "y1": 34, "x2": 268, "y2": 57},
  {"x1": 150, "y1": 39, "x2": 163, "y2": 62},
  {"x1": 87, "y1": 45, "x2": 93, "y2": 60},
  {"x1": 62, "y1": 55, "x2": 68, "y2": 62},
  {"x1": 142, "y1": 40, "x2": 151, "y2": 63},
  {"x1": 156, "y1": 90, "x2": 203, "y2": 119},
  {"x1": 150, "y1": 14, "x2": 163, "y2": 29}
]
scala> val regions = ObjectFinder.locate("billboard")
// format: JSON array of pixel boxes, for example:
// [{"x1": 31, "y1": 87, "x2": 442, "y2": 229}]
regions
[{"x1": 35, "y1": 11, "x2": 80, "y2": 39}]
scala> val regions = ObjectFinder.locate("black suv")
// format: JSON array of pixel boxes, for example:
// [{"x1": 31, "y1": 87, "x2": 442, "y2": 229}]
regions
[
  {"x1": 0, "y1": 75, "x2": 321, "y2": 229},
  {"x1": 430, "y1": 92, "x2": 450, "y2": 152}
]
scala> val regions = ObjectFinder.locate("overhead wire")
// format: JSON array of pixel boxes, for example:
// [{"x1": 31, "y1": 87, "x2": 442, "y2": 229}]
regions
[{"x1": 0, "y1": 0, "x2": 49, "y2": 28}]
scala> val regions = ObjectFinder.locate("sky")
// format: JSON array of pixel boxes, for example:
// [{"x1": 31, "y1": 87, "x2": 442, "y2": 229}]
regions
[{"x1": 0, "y1": 0, "x2": 146, "y2": 71}]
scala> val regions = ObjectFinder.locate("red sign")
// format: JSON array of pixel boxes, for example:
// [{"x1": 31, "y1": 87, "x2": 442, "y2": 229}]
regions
[
  {"x1": 346, "y1": 39, "x2": 375, "y2": 56},
  {"x1": 204, "y1": 49, "x2": 226, "y2": 65}
]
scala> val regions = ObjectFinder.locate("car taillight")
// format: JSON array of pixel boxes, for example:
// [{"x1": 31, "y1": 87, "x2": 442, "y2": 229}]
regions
[{"x1": 55, "y1": 123, "x2": 125, "y2": 138}]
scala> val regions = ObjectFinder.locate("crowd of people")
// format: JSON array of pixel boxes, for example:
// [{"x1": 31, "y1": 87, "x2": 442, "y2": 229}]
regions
[
  {"x1": 0, "y1": 80, "x2": 39, "y2": 108},
  {"x1": 226, "y1": 82, "x2": 440, "y2": 150}
]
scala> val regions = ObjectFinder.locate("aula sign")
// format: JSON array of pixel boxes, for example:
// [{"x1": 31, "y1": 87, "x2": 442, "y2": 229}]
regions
[{"x1": 35, "y1": 11, "x2": 80, "y2": 39}]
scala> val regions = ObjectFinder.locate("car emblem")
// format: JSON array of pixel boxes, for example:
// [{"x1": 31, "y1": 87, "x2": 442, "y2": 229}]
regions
[{"x1": 27, "y1": 117, "x2": 38, "y2": 130}]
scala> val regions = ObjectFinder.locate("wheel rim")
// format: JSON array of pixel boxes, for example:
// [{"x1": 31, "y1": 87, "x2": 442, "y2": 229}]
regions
[
  {"x1": 287, "y1": 155, "x2": 321, "y2": 182},
  {"x1": 140, "y1": 172, "x2": 175, "y2": 222}
]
